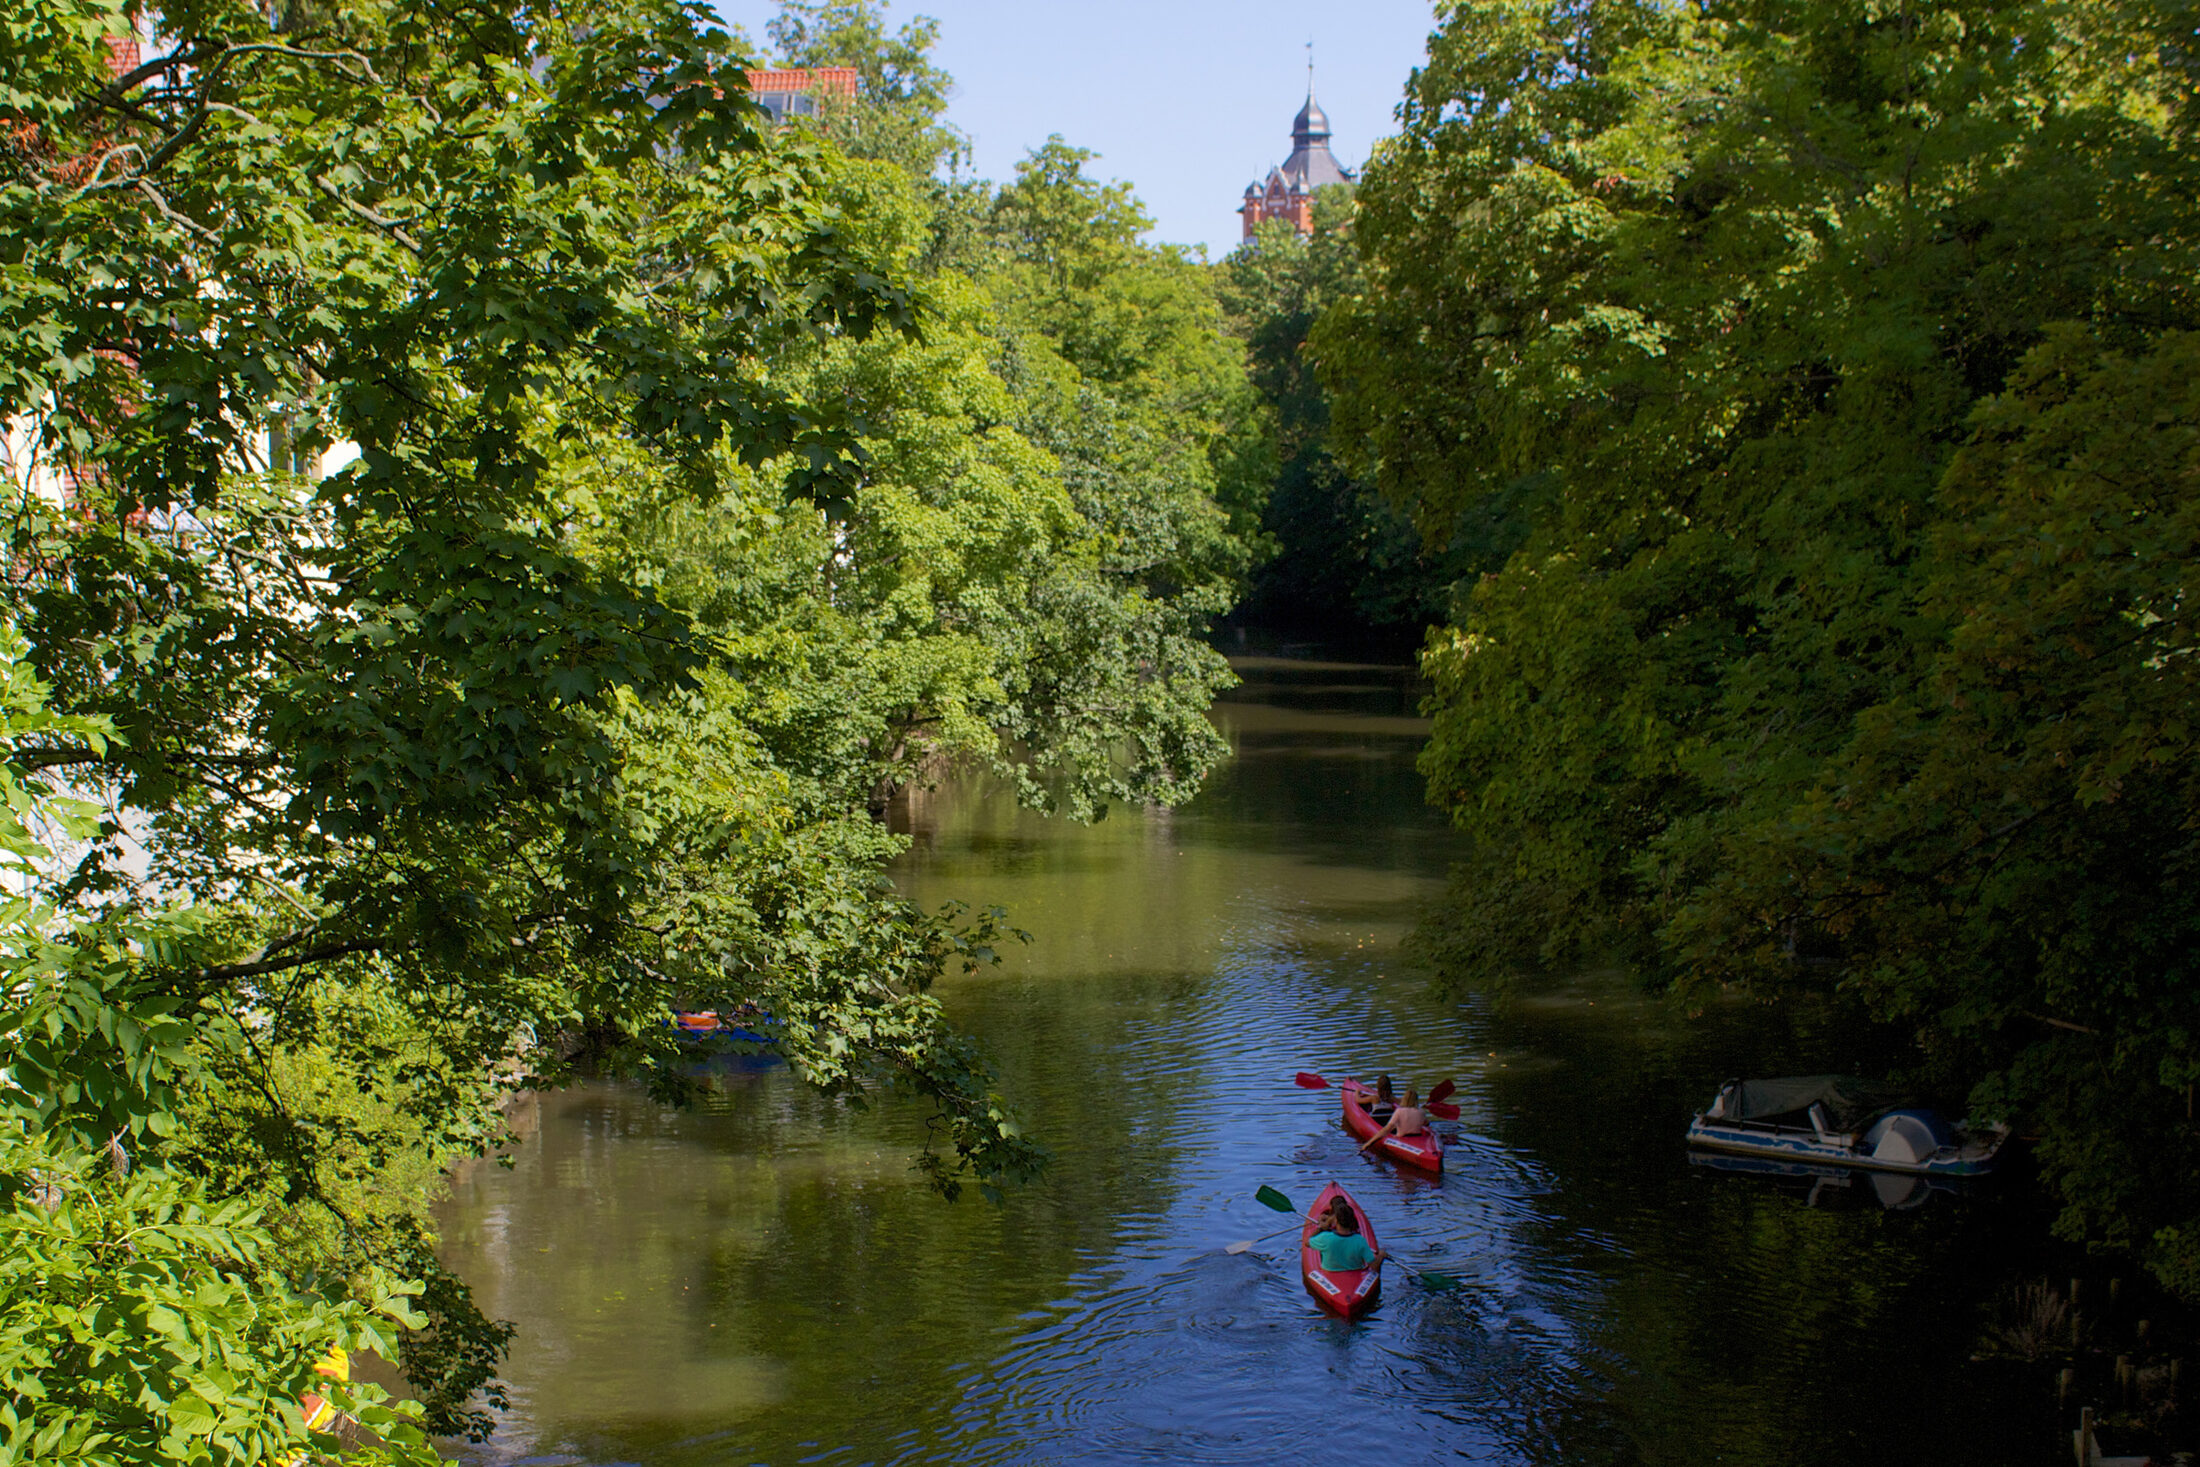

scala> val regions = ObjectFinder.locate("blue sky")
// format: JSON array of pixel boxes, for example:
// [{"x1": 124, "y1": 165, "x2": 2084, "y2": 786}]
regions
[{"x1": 710, "y1": 1, "x2": 1441, "y2": 258}]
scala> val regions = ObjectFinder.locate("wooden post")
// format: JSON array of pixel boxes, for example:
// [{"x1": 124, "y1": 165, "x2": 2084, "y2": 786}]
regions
[
  {"x1": 2075, "y1": 1405, "x2": 2095, "y2": 1466},
  {"x1": 2117, "y1": 1354, "x2": 2134, "y2": 1403},
  {"x1": 2058, "y1": 1366, "x2": 2076, "y2": 1403}
]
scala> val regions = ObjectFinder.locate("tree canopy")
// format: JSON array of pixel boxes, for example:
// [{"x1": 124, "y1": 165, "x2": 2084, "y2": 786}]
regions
[
  {"x1": 1323, "y1": 0, "x2": 2200, "y2": 1292},
  {"x1": 1219, "y1": 187, "x2": 1478, "y2": 638},
  {"x1": 0, "y1": 0, "x2": 1253, "y2": 1455},
  {"x1": 763, "y1": 0, "x2": 965, "y2": 178}
]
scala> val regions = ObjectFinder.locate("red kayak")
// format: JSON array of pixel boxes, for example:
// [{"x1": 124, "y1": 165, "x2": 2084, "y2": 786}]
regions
[
  {"x1": 1301, "y1": 1181, "x2": 1382, "y2": 1317},
  {"x1": 1341, "y1": 1079, "x2": 1444, "y2": 1175}
]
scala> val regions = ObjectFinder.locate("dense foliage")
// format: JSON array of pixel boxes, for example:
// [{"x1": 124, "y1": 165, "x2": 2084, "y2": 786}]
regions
[
  {"x1": 1323, "y1": 0, "x2": 2200, "y2": 1290},
  {"x1": 1219, "y1": 190, "x2": 1474, "y2": 638},
  {"x1": 0, "y1": 0, "x2": 1250, "y2": 1456}
]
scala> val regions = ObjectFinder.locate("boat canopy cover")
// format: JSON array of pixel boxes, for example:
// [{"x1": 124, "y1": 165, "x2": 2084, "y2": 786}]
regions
[{"x1": 1722, "y1": 1076, "x2": 1904, "y2": 1130}]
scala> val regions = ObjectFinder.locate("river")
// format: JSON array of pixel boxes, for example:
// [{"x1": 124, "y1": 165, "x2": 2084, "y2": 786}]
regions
[{"x1": 437, "y1": 653, "x2": 2062, "y2": 1465}]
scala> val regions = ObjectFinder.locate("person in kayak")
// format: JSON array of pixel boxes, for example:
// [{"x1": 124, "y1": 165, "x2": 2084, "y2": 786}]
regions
[
  {"x1": 1357, "y1": 1086, "x2": 1428, "y2": 1154},
  {"x1": 1350, "y1": 1074, "x2": 1399, "y2": 1126},
  {"x1": 1308, "y1": 1198, "x2": 1383, "y2": 1272}
]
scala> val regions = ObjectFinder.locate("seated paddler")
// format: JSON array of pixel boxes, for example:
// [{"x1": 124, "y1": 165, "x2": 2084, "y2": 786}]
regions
[
  {"x1": 1307, "y1": 1198, "x2": 1382, "y2": 1272},
  {"x1": 1358, "y1": 1087, "x2": 1427, "y2": 1154},
  {"x1": 1349, "y1": 1074, "x2": 1398, "y2": 1125}
]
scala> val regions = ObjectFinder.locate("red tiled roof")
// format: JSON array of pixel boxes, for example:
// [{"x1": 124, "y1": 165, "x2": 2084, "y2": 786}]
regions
[{"x1": 745, "y1": 67, "x2": 858, "y2": 99}]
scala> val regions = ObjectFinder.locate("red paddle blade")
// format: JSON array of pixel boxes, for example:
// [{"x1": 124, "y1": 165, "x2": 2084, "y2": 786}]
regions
[
  {"x1": 1429, "y1": 1101, "x2": 1461, "y2": 1119},
  {"x1": 1293, "y1": 1072, "x2": 1330, "y2": 1089},
  {"x1": 1427, "y1": 1079, "x2": 1457, "y2": 1106}
]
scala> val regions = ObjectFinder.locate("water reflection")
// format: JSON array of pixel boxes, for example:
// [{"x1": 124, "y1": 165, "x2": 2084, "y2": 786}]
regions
[
  {"x1": 437, "y1": 655, "x2": 2056, "y2": 1466},
  {"x1": 1686, "y1": 1151, "x2": 1973, "y2": 1211}
]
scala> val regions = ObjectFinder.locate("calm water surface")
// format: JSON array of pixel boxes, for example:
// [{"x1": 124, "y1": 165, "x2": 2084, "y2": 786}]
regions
[{"x1": 438, "y1": 656, "x2": 2057, "y2": 1465}]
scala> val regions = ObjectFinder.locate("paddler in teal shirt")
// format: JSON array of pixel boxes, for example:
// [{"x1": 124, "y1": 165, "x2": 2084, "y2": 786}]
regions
[{"x1": 1308, "y1": 1199, "x2": 1383, "y2": 1271}]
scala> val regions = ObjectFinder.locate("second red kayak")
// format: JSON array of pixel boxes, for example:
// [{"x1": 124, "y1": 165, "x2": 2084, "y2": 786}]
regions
[
  {"x1": 1301, "y1": 1181, "x2": 1382, "y2": 1317},
  {"x1": 1340, "y1": 1078, "x2": 1444, "y2": 1175}
]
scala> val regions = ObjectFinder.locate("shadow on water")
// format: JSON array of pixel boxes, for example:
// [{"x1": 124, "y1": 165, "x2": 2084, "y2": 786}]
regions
[{"x1": 438, "y1": 653, "x2": 2078, "y2": 1466}]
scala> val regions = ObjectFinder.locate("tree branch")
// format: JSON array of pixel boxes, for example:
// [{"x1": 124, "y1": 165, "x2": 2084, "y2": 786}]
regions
[
  {"x1": 9, "y1": 747, "x2": 112, "y2": 772},
  {"x1": 2021, "y1": 1010, "x2": 2101, "y2": 1037},
  {"x1": 81, "y1": 43, "x2": 216, "y2": 122},
  {"x1": 11, "y1": 746, "x2": 273, "y2": 774},
  {"x1": 314, "y1": 176, "x2": 424, "y2": 254},
  {"x1": 132, "y1": 178, "x2": 221, "y2": 244},
  {"x1": 200, "y1": 935, "x2": 385, "y2": 984},
  {"x1": 209, "y1": 41, "x2": 390, "y2": 92}
]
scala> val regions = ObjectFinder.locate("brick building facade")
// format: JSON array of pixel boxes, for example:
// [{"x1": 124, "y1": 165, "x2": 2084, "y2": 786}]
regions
[{"x1": 1239, "y1": 86, "x2": 1352, "y2": 240}]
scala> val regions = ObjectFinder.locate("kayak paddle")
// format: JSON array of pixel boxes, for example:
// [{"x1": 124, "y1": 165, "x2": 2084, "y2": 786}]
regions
[
  {"x1": 1226, "y1": 1220, "x2": 1302, "y2": 1254},
  {"x1": 1386, "y1": 1254, "x2": 1465, "y2": 1293},
  {"x1": 1249, "y1": 1182, "x2": 1463, "y2": 1290},
  {"x1": 1249, "y1": 1186, "x2": 1461, "y2": 1289},
  {"x1": 1222, "y1": 1185, "x2": 1309, "y2": 1256},
  {"x1": 1298, "y1": 1072, "x2": 1459, "y2": 1117}
]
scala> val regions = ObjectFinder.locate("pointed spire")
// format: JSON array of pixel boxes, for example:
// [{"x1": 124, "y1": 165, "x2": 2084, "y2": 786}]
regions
[{"x1": 1294, "y1": 36, "x2": 1331, "y2": 145}]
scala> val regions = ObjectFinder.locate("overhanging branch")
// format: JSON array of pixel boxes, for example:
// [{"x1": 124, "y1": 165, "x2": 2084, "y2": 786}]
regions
[{"x1": 200, "y1": 935, "x2": 384, "y2": 983}]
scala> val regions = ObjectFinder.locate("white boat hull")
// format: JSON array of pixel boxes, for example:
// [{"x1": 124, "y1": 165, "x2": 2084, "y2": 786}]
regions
[{"x1": 1686, "y1": 1115, "x2": 2006, "y2": 1176}]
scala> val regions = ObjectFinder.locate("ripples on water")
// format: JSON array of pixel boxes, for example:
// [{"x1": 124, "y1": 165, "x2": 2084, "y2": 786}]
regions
[{"x1": 438, "y1": 655, "x2": 2062, "y2": 1466}]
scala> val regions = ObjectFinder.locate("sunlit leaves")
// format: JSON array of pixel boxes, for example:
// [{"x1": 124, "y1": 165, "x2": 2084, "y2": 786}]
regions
[
  {"x1": 3, "y1": 2, "x2": 1252, "y2": 1451},
  {"x1": 0, "y1": 1127, "x2": 437, "y2": 1467}
]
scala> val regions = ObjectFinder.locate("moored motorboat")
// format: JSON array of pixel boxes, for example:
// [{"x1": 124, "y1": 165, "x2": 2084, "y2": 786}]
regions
[
  {"x1": 1685, "y1": 1075, "x2": 2008, "y2": 1177},
  {"x1": 1301, "y1": 1181, "x2": 1382, "y2": 1317},
  {"x1": 1340, "y1": 1078, "x2": 1444, "y2": 1175}
]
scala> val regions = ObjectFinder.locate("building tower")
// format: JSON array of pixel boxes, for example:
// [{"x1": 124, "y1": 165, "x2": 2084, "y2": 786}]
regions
[{"x1": 1239, "y1": 67, "x2": 1353, "y2": 240}]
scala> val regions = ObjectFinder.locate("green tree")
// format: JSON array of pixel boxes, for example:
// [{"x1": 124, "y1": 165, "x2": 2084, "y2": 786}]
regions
[
  {"x1": 984, "y1": 139, "x2": 1258, "y2": 633},
  {"x1": 0, "y1": 642, "x2": 437, "y2": 1465},
  {"x1": 1219, "y1": 187, "x2": 1475, "y2": 637},
  {"x1": 742, "y1": 7, "x2": 1252, "y2": 808},
  {"x1": 1324, "y1": 0, "x2": 2200, "y2": 1288},
  {"x1": 4, "y1": 0, "x2": 1261, "y2": 1449},
  {"x1": 764, "y1": 0, "x2": 966, "y2": 179}
]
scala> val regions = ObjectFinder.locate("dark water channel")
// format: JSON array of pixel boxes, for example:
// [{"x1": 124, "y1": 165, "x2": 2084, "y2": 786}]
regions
[{"x1": 438, "y1": 655, "x2": 2069, "y2": 1465}]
